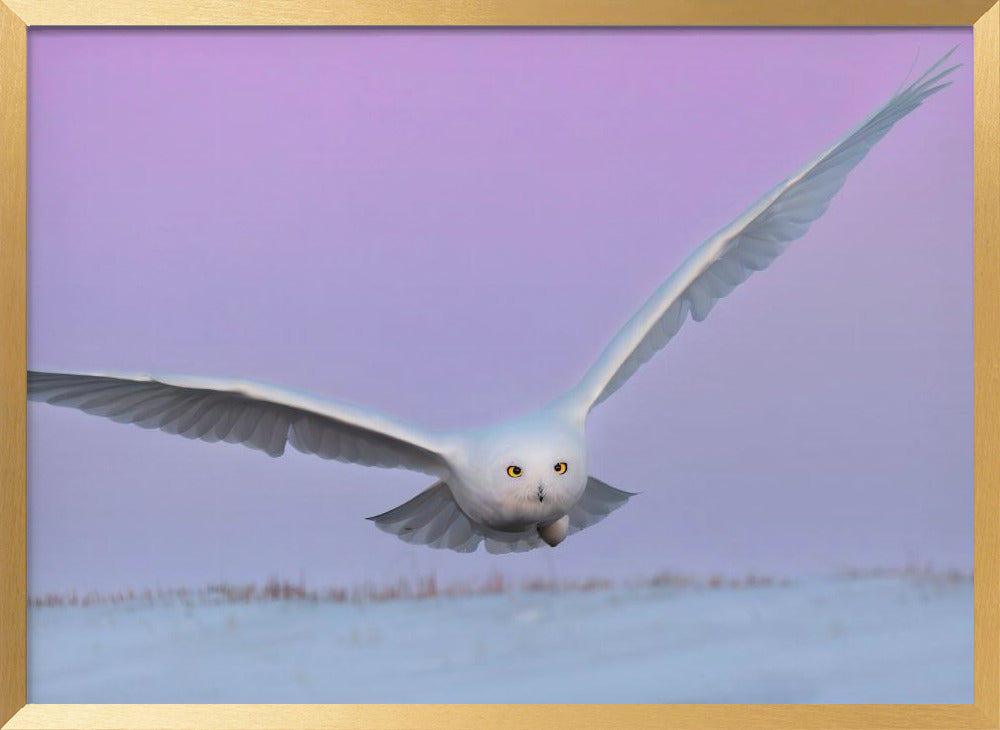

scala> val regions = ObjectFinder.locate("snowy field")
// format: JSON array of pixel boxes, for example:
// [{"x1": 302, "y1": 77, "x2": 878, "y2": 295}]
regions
[{"x1": 28, "y1": 575, "x2": 972, "y2": 703}]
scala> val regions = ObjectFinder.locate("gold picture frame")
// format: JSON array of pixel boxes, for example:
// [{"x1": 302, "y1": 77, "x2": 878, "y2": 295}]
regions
[{"x1": 1, "y1": 1, "x2": 997, "y2": 728}]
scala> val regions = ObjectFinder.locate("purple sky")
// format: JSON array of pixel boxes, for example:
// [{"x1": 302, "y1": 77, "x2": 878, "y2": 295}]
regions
[{"x1": 27, "y1": 28, "x2": 972, "y2": 594}]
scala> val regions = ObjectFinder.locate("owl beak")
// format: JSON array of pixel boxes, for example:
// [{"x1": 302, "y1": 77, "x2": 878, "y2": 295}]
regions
[{"x1": 536, "y1": 484, "x2": 545, "y2": 502}]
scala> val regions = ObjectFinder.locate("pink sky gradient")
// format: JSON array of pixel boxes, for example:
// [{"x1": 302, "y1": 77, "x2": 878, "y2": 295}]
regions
[{"x1": 27, "y1": 28, "x2": 972, "y2": 593}]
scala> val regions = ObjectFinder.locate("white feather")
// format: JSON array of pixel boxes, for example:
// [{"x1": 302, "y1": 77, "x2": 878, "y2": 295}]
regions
[
  {"x1": 560, "y1": 48, "x2": 960, "y2": 414},
  {"x1": 27, "y1": 371, "x2": 448, "y2": 475}
]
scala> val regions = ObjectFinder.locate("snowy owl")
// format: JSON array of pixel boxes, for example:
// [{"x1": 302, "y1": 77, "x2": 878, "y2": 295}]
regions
[{"x1": 28, "y1": 51, "x2": 959, "y2": 554}]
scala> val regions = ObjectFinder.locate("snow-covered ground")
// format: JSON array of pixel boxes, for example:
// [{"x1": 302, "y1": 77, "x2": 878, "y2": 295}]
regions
[{"x1": 28, "y1": 576, "x2": 972, "y2": 703}]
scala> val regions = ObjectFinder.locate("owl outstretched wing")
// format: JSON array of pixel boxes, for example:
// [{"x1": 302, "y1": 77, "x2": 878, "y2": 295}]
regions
[{"x1": 559, "y1": 49, "x2": 959, "y2": 417}]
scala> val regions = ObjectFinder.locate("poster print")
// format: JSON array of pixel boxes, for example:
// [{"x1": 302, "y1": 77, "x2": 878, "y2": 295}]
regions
[{"x1": 27, "y1": 28, "x2": 972, "y2": 702}]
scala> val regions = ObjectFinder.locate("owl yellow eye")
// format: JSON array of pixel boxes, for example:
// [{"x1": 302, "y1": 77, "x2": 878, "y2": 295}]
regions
[
  {"x1": 506, "y1": 465, "x2": 523, "y2": 478},
  {"x1": 554, "y1": 462, "x2": 568, "y2": 475}
]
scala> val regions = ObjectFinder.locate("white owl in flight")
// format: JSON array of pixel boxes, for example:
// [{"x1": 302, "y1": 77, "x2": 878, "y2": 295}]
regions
[{"x1": 29, "y1": 50, "x2": 958, "y2": 554}]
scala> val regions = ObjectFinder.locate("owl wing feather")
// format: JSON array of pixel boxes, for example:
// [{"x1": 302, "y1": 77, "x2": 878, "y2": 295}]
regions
[
  {"x1": 559, "y1": 49, "x2": 959, "y2": 416},
  {"x1": 28, "y1": 370, "x2": 449, "y2": 476}
]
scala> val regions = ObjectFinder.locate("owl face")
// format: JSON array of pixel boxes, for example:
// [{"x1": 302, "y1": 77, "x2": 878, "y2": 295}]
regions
[{"x1": 469, "y1": 426, "x2": 587, "y2": 530}]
